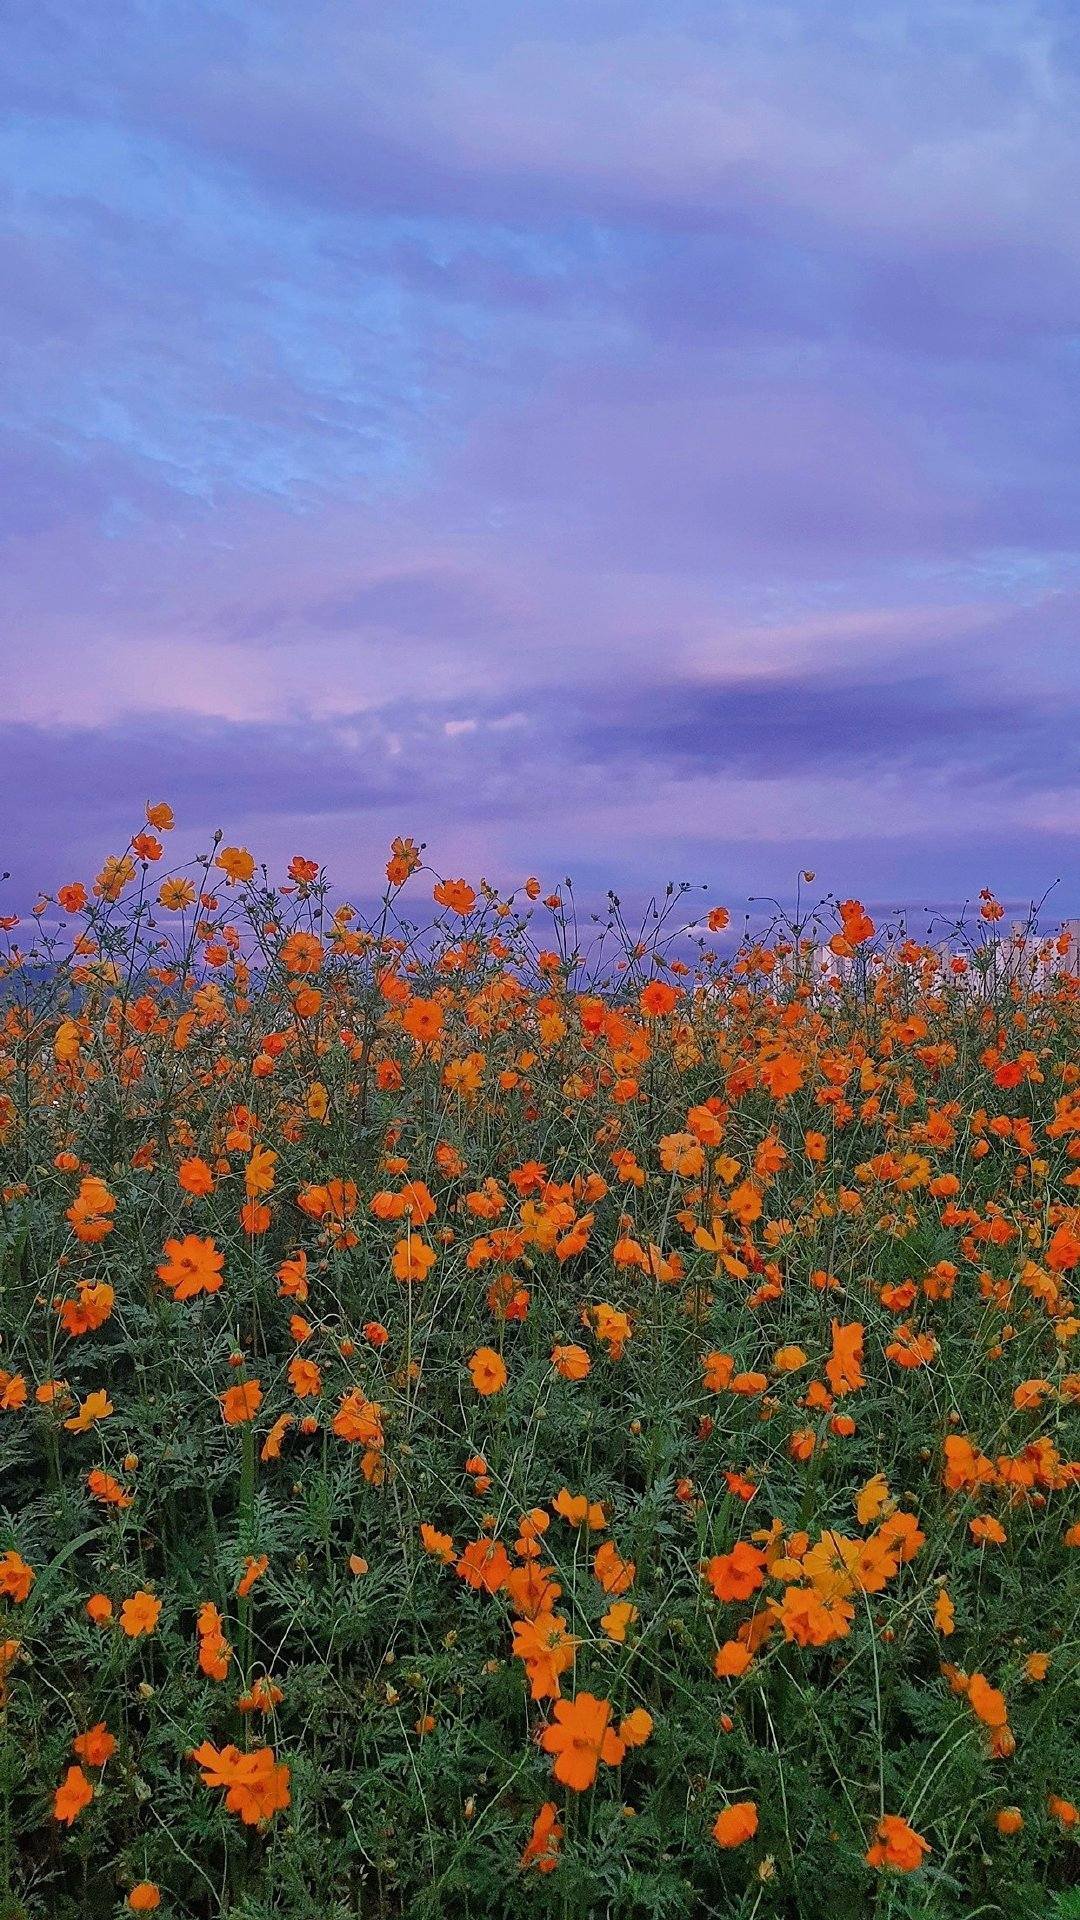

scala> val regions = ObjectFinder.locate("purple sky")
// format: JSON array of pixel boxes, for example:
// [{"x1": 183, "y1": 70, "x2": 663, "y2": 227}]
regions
[{"x1": 2, "y1": 1, "x2": 1079, "y2": 914}]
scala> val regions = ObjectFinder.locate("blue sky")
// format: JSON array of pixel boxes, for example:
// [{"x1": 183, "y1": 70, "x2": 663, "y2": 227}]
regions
[{"x1": 2, "y1": 0, "x2": 1079, "y2": 912}]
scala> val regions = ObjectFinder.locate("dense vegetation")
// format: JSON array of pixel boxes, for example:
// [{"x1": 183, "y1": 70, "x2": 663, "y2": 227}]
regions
[{"x1": 0, "y1": 811, "x2": 1077, "y2": 1918}]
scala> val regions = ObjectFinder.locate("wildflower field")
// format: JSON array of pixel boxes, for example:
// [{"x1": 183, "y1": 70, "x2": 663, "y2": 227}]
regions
[{"x1": 1, "y1": 810, "x2": 1078, "y2": 1920}]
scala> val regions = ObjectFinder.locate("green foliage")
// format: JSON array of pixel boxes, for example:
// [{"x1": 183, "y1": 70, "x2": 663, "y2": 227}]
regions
[{"x1": 0, "y1": 840, "x2": 1077, "y2": 1916}]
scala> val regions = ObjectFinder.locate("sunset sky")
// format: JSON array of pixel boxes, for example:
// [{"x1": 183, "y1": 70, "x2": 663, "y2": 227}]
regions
[{"x1": 3, "y1": 1, "x2": 1079, "y2": 913}]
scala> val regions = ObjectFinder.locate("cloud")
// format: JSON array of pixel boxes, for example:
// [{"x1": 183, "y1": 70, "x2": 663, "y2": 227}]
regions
[
  {"x1": 0, "y1": 0, "x2": 1078, "y2": 909},
  {"x1": 570, "y1": 669, "x2": 1013, "y2": 779},
  {"x1": 225, "y1": 567, "x2": 515, "y2": 643},
  {"x1": 113, "y1": 2, "x2": 1080, "y2": 257}
]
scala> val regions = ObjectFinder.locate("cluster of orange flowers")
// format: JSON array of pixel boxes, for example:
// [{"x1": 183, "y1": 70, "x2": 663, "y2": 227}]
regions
[
  {"x1": 190, "y1": 1741, "x2": 291, "y2": 1825},
  {"x1": 0, "y1": 813, "x2": 1078, "y2": 1915}
]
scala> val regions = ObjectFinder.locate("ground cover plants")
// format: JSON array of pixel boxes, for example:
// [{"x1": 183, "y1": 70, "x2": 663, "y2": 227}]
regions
[{"x1": 0, "y1": 809, "x2": 1078, "y2": 1919}]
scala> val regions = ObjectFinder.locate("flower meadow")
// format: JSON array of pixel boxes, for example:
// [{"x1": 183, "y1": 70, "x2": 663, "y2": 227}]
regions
[{"x1": 0, "y1": 812, "x2": 1078, "y2": 1920}]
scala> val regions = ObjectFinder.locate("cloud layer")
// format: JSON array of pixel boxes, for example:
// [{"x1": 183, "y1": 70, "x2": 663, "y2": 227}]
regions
[{"x1": 1, "y1": 0, "x2": 1078, "y2": 910}]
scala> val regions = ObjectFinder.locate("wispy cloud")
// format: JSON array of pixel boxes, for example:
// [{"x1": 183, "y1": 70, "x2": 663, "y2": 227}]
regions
[{"x1": 0, "y1": 0, "x2": 1077, "y2": 902}]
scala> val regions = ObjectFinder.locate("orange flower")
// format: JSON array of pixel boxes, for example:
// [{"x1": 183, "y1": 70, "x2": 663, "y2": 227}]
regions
[
  {"x1": 538, "y1": 1692, "x2": 625, "y2": 1790},
  {"x1": 1046, "y1": 1223, "x2": 1080, "y2": 1272},
  {"x1": 506, "y1": 1562, "x2": 562, "y2": 1619},
  {"x1": 468, "y1": 1347, "x2": 507, "y2": 1395},
  {"x1": 236, "y1": 1554, "x2": 269, "y2": 1598},
  {"x1": 600, "y1": 1600, "x2": 638, "y2": 1642},
  {"x1": 704, "y1": 1541, "x2": 767, "y2": 1603},
  {"x1": 0, "y1": 1551, "x2": 34, "y2": 1603},
  {"x1": 73, "y1": 1722, "x2": 116, "y2": 1768},
  {"x1": 772, "y1": 1584, "x2": 853, "y2": 1647},
  {"x1": 420, "y1": 1524, "x2": 455, "y2": 1563},
  {"x1": 87, "y1": 1469, "x2": 133, "y2": 1508},
  {"x1": 618, "y1": 1707, "x2": 653, "y2": 1749},
  {"x1": 520, "y1": 1800, "x2": 563, "y2": 1873},
  {"x1": 0, "y1": 1637, "x2": 20, "y2": 1704},
  {"x1": 65, "y1": 1175, "x2": 116, "y2": 1245},
  {"x1": 221, "y1": 1380, "x2": 263, "y2": 1425},
  {"x1": 386, "y1": 836, "x2": 421, "y2": 886},
  {"x1": 391, "y1": 1236, "x2": 437, "y2": 1284},
  {"x1": 593, "y1": 1539, "x2": 635, "y2": 1595},
  {"x1": 515, "y1": 1507, "x2": 550, "y2": 1557},
  {"x1": 85, "y1": 1592, "x2": 113, "y2": 1625},
  {"x1": 455, "y1": 1538, "x2": 512, "y2": 1594},
  {"x1": 64, "y1": 1388, "x2": 113, "y2": 1432},
  {"x1": 198, "y1": 1614, "x2": 232, "y2": 1681},
  {"x1": 725, "y1": 1472, "x2": 758, "y2": 1501},
  {"x1": 639, "y1": 980, "x2": 680, "y2": 1018},
  {"x1": 288, "y1": 1355, "x2": 322, "y2": 1399},
  {"x1": 432, "y1": 878, "x2": 476, "y2": 915},
  {"x1": 865, "y1": 1814, "x2": 931, "y2": 1872},
  {"x1": 1012, "y1": 1377, "x2": 1053, "y2": 1411},
  {"x1": 590, "y1": 1302, "x2": 631, "y2": 1358},
  {"x1": 280, "y1": 931, "x2": 324, "y2": 975},
  {"x1": 119, "y1": 1590, "x2": 161, "y2": 1638},
  {"x1": 239, "y1": 1199, "x2": 271, "y2": 1236},
  {"x1": 157, "y1": 1234, "x2": 225, "y2": 1301},
  {"x1": 970, "y1": 1514, "x2": 1007, "y2": 1547},
  {"x1": 35, "y1": 1378, "x2": 70, "y2": 1406},
  {"x1": 967, "y1": 1673, "x2": 1008, "y2": 1729},
  {"x1": 0, "y1": 1371, "x2": 27, "y2": 1411},
  {"x1": 712, "y1": 1800, "x2": 758, "y2": 1849},
  {"x1": 53, "y1": 1763, "x2": 94, "y2": 1825},
  {"x1": 332, "y1": 1392, "x2": 384, "y2": 1447},
  {"x1": 837, "y1": 899, "x2": 875, "y2": 946},
  {"x1": 760, "y1": 1050, "x2": 804, "y2": 1099},
  {"x1": 57, "y1": 1280, "x2": 114, "y2": 1335},
  {"x1": 773, "y1": 1345, "x2": 808, "y2": 1374},
  {"x1": 191, "y1": 1741, "x2": 291, "y2": 1824},
  {"x1": 402, "y1": 996, "x2": 444, "y2": 1044},
  {"x1": 714, "y1": 1640, "x2": 753, "y2": 1677},
  {"x1": 260, "y1": 1412, "x2": 294, "y2": 1461},
  {"x1": 511, "y1": 1611, "x2": 579, "y2": 1700},
  {"x1": 215, "y1": 846, "x2": 255, "y2": 884},
  {"x1": 727, "y1": 1181, "x2": 762, "y2": 1228},
  {"x1": 826, "y1": 1320, "x2": 865, "y2": 1396},
  {"x1": 942, "y1": 1433, "x2": 995, "y2": 1492},
  {"x1": 934, "y1": 1588, "x2": 956, "y2": 1636},
  {"x1": 551, "y1": 1343, "x2": 590, "y2": 1381},
  {"x1": 178, "y1": 1155, "x2": 215, "y2": 1196},
  {"x1": 277, "y1": 1251, "x2": 309, "y2": 1300},
  {"x1": 94, "y1": 853, "x2": 136, "y2": 900},
  {"x1": 244, "y1": 1145, "x2": 277, "y2": 1198},
  {"x1": 552, "y1": 1488, "x2": 607, "y2": 1530},
  {"x1": 239, "y1": 1674, "x2": 284, "y2": 1714},
  {"x1": 127, "y1": 1885, "x2": 162, "y2": 1911},
  {"x1": 702, "y1": 1351, "x2": 734, "y2": 1391},
  {"x1": 885, "y1": 1324, "x2": 937, "y2": 1369},
  {"x1": 659, "y1": 1131, "x2": 705, "y2": 1177}
]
